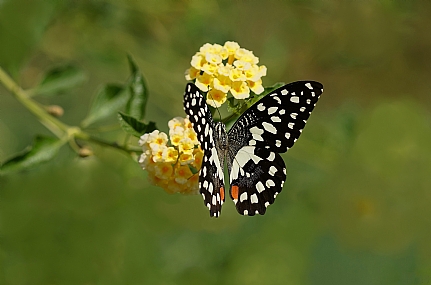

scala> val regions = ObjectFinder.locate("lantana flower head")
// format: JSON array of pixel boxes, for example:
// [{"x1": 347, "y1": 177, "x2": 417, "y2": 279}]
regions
[
  {"x1": 185, "y1": 41, "x2": 267, "y2": 107},
  {"x1": 138, "y1": 117, "x2": 202, "y2": 195}
]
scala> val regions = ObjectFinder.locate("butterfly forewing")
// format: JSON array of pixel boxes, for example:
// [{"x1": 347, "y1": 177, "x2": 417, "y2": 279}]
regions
[
  {"x1": 226, "y1": 81, "x2": 323, "y2": 216},
  {"x1": 227, "y1": 81, "x2": 323, "y2": 156},
  {"x1": 183, "y1": 83, "x2": 225, "y2": 217}
]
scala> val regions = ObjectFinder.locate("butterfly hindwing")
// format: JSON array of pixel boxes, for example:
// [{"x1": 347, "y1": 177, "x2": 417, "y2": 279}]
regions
[
  {"x1": 229, "y1": 146, "x2": 286, "y2": 216},
  {"x1": 183, "y1": 83, "x2": 225, "y2": 217}
]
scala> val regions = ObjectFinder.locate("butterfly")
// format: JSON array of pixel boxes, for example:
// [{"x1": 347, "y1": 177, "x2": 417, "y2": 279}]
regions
[{"x1": 183, "y1": 81, "x2": 323, "y2": 217}]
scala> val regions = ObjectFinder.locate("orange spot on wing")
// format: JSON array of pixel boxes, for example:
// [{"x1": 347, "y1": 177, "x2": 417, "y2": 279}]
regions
[
  {"x1": 231, "y1": 185, "x2": 239, "y2": 200},
  {"x1": 220, "y1": 187, "x2": 225, "y2": 201}
]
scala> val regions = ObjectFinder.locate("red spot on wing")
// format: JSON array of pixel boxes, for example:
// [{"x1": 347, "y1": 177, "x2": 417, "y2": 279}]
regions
[
  {"x1": 220, "y1": 187, "x2": 225, "y2": 201},
  {"x1": 231, "y1": 185, "x2": 239, "y2": 200}
]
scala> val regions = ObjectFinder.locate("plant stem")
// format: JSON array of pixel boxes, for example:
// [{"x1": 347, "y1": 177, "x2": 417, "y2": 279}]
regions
[
  {"x1": 0, "y1": 67, "x2": 69, "y2": 137},
  {"x1": 0, "y1": 66, "x2": 137, "y2": 155}
]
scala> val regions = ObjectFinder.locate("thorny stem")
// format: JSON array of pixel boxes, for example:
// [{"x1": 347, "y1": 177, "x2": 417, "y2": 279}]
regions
[{"x1": 0, "y1": 66, "x2": 137, "y2": 154}]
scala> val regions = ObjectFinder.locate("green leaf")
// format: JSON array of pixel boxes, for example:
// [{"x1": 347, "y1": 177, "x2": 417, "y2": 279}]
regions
[
  {"x1": 227, "y1": 97, "x2": 245, "y2": 115},
  {"x1": 117, "y1": 112, "x2": 157, "y2": 137},
  {"x1": 245, "y1": 82, "x2": 286, "y2": 108},
  {"x1": 82, "y1": 84, "x2": 130, "y2": 127},
  {"x1": 188, "y1": 164, "x2": 199, "y2": 175},
  {"x1": 262, "y1": 82, "x2": 285, "y2": 96},
  {"x1": 34, "y1": 65, "x2": 86, "y2": 96},
  {"x1": 125, "y1": 55, "x2": 148, "y2": 120},
  {"x1": 0, "y1": 136, "x2": 65, "y2": 174}
]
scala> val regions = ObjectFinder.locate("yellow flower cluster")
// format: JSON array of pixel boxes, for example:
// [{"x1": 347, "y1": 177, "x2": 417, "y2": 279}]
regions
[
  {"x1": 185, "y1": 41, "x2": 267, "y2": 108},
  {"x1": 138, "y1": 117, "x2": 203, "y2": 195}
]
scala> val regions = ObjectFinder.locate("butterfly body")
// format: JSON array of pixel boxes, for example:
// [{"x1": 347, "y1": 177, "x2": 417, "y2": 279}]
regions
[{"x1": 183, "y1": 81, "x2": 323, "y2": 217}]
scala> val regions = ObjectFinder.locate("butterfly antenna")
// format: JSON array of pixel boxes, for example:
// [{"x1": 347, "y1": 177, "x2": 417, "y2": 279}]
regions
[
  {"x1": 187, "y1": 172, "x2": 199, "y2": 181},
  {"x1": 208, "y1": 93, "x2": 222, "y2": 121}
]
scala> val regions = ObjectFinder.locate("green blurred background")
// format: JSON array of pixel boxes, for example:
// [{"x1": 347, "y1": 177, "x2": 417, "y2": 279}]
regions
[{"x1": 1, "y1": 0, "x2": 431, "y2": 284}]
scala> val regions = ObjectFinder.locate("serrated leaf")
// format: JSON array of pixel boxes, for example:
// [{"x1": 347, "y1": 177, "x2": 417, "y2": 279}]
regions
[
  {"x1": 125, "y1": 55, "x2": 148, "y2": 120},
  {"x1": 34, "y1": 65, "x2": 86, "y2": 96},
  {"x1": 0, "y1": 136, "x2": 65, "y2": 174},
  {"x1": 118, "y1": 112, "x2": 157, "y2": 137},
  {"x1": 82, "y1": 84, "x2": 130, "y2": 127}
]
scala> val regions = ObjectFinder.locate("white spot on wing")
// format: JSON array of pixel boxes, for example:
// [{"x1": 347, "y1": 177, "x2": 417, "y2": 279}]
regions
[
  {"x1": 273, "y1": 96, "x2": 281, "y2": 104},
  {"x1": 252, "y1": 134, "x2": 263, "y2": 141},
  {"x1": 256, "y1": 181, "x2": 265, "y2": 193},
  {"x1": 250, "y1": 126, "x2": 264, "y2": 135},
  {"x1": 266, "y1": 179, "x2": 275, "y2": 187},
  {"x1": 250, "y1": 194, "x2": 258, "y2": 204},
  {"x1": 240, "y1": 192, "x2": 248, "y2": 202},
  {"x1": 290, "y1": 96, "x2": 300, "y2": 103},
  {"x1": 269, "y1": 166, "x2": 277, "y2": 176},
  {"x1": 268, "y1": 152, "x2": 275, "y2": 161},
  {"x1": 271, "y1": 116, "x2": 281, "y2": 123},
  {"x1": 262, "y1": 122, "x2": 277, "y2": 134},
  {"x1": 305, "y1": 82, "x2": 313, "y2": 89},
  {"x1": 268, "y1": 107, "x2": 277, "y2": 115},
  {"x1": 202, "y1": 166, "x2": 207, "y2": 177}
]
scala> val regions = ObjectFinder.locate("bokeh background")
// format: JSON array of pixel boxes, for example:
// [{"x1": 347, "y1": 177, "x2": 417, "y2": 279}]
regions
[{"x1": 1, "y1": 0, "x2": 431, "y2": 284}]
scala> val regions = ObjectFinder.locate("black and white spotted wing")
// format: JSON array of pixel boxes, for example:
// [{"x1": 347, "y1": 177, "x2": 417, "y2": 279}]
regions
[
  {"x1": 183, "y1": 84, "x2": 225, "y2": 217},
  {"x1": 226, "y1": 81, "x2": 323, "y2": 216},
  {"x1": 183, "y1": 81, "x2": 323, "y2": 217}
]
